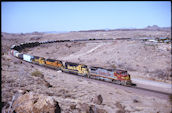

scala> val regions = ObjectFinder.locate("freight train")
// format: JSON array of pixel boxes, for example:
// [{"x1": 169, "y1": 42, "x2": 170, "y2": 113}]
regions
[{"x1": 10, "y1": 39, "x2": 133, "y2": 86}]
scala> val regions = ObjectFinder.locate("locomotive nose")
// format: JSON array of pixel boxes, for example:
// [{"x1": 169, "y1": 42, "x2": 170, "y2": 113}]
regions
[{"x1": 128, "y1": 74, "x2": 131, "y2": 78}]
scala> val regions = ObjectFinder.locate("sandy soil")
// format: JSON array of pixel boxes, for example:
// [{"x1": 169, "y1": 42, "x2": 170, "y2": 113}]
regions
[{"x1": 1, "y1": 29, "x2": 172, "y2": 113}]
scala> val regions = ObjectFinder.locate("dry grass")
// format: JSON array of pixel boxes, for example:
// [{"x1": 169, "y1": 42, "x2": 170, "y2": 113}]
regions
[
  {"x1": 153, "y1": 69, "x2": 171, "y2": 80},
  {"x1": 115, "y1": 102, "x2": 131, "y2": 113},
  {"x1": 31, "y1": 70, "x2": 44, "y2": 78},
  {"x1": 111, "y1": 64, "x2": 117, "y2": 69},
  {"x1": 115, "y1": 102, "x2": 126, "y2": 113},
  {"x1": 169, "y1": 94, "x2": 172, "y2": 104}
]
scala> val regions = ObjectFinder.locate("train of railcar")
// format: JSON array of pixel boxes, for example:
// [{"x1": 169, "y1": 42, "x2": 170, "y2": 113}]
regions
[{"x1": 10, "y1": 39, "x2": 133, "y2": 86}]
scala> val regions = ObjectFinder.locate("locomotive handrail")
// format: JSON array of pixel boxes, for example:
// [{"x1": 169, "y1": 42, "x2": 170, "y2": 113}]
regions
[{"x1": 10, "y1": 38, "x2": 134, "y2": 86}]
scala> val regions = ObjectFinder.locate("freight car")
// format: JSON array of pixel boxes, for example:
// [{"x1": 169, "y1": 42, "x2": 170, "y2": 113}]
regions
[
  {"x1": 10, "y1": 45, "x2": 16, "y2": 50},
  {"x1": 10, "y1": 49, "x2": 24, "y2": 60},
  {"x1": 23, "y1": 54, "x2": 34, "y2": 62},
  {"x1": 17, "y1": 53, "x2": 24, "y2": 60},
  {"x1": 11, "y1": 45, "x2": 22, "y2": 51},
  {"x1": 10, "y1": 50, "x2": 19, "y2": 56}
]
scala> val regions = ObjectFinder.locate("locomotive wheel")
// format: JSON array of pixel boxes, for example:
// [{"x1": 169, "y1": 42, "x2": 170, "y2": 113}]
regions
[
  {"x1": 113, "y1": 80, "x2": 121, "y2": 85},
  {"x1": 87, "y1": 74, "x2": 90, "y2": 78},
  {"x1": 121, "y1": 81, "x2": 127, "y2": 86}
]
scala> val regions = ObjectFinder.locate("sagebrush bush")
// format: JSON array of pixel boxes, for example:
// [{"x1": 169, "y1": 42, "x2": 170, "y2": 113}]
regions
[
  {"x1": 112, "y1": 64, "x2": 116, "y2": 69},
  {"x1": 153, "y1": 69, "x2": 171, "y2": 80},
  {"x1": 31, "y1": 70, "x2": 44, "y2": 78},
  {"x1": 169, "y1": 94, "x2": 172, "y2": 104}
]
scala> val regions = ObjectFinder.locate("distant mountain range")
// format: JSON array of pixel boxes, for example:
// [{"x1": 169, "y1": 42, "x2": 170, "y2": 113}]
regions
[
  {"x1": 77, "y1": 25, "x2": 171, "y2": 32},
  {"x1": 43, "y1": 31, "x2": 70, "y2": 34},
  {"x1": 145, "y1": 25, "x2": 170, "y2": 30},
  {"x1": 2, "y1": 25, "x2": 171, "y2": 34}
]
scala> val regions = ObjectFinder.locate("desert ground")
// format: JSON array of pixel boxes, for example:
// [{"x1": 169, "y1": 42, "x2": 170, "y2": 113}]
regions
[{"x1": 1, "y1": 28, "x2": 172, "y2": 113}]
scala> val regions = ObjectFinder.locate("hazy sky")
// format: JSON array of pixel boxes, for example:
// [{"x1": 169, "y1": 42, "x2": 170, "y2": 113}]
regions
[{"x1": 2, "y1": 1, "x2": 171, "y2": 33}]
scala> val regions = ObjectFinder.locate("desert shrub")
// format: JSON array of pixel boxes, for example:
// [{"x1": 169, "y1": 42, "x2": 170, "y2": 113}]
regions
[
  {"x1": 70, "y1": 104, "x2": 76, "y2": 109},
  {"x1": 117, "y1": 63, "x2": 136, "y2": 71},
  {"x1": 115, "y1": 102, "x2": 127, "y2": 113},
  {"x1": 169, "y1": 94, "x2": 172, "y2": 104},
  {"x1": 125, "y1": 66, "x2": 136, "y2": 71},
  {"x1": 111, "y1": 64, "x2": 116, "y2": 69},
  {"x1": 46, "y1": 52, "x2": 49, "y2": 54},
  {"x1": 133, "y1": 99, "x2": 139, "y2": 103},
  {"x1": 2, "y1": 52, "x2": 5, "y2": 56},
  {"x1": 31, "y1": 70, "x2": 44, "y2": 78},
  {"x1": 7, "y1": 58, "x2": 11, "y2": 61},
  {"x1": 153, "y1": 69, "x2": 171, "y2": 80}
]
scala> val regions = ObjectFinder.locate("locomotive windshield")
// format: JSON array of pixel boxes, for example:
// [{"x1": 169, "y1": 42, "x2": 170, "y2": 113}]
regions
[
  {"x1": 116, "y1": 70, "x2": 128, "y2": 76},
  {"x1": 121, "y1": 71, "x2": 127, "y2": 75}
]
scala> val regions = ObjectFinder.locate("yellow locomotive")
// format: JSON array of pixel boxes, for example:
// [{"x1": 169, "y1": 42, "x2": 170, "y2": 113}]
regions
[
  {"x1": 62, "y1": 62, "x2": 89, "y2": 76},
  {"x1": 31, "y1": 56, "x2": 45, "y2": 65}
]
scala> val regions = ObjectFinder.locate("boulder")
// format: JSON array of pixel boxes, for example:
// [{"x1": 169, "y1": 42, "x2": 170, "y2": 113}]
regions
[
  {"x1": 89, "y1": 105, "x2": 108, "y2": 113},
  {"x1": 92, "y1": 94, "x2": 103, "y2": 105},
  {"x1": 12, "y1": 92, "x2": 61, "y2": 113},
  {"x1": 79, "y1": 103, "x2": 107, "y2": 113}
]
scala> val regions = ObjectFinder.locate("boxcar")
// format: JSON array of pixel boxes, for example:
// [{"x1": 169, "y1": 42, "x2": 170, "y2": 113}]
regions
[
  {"x1": 23, "y1": 54, "x2": 34, "y2": 62},
  {"x1": 17, "y1": 53, "x2": 23, "y2": 60},
  {"x1": 13, "y1": 51, "x2": 20, "y2": 57},
  {"x1": 10, "y1": 50, "x2": 18, "y2": 56},
  {"x1": 12, "y1": 45, "x2": 22, "y2": 51}
]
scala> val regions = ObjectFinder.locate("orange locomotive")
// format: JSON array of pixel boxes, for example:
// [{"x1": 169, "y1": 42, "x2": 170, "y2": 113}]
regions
[{"x1": 45, "y1": 59, "x2": 63, "y2": 70}]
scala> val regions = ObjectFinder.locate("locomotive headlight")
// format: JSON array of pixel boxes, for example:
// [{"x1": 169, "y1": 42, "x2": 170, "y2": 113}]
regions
[{"x1": 125, "y1": 76, "x2": 129, "y2": 80}]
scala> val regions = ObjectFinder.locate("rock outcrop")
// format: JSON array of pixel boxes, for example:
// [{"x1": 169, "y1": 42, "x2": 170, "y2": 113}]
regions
[
  {"x1": 79, "y1": 103, "x2": 107, "y2": 113},
  {"x1": 91, "y1": 94, "x2": 103, "y2": 105},
  {"x1": 12, "y1": 92, "x2": 61, "y2": 113}
]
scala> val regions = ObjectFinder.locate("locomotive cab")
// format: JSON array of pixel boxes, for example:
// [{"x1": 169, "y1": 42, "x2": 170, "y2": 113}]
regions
[
  {"x1": 114, "y1": 70, "x2": 132, "y2": 85},
  {"x1": 120, "y1": 71, "x2": 130, "y2": 80},
  {"x1": 115, "y1": 70, "x2": 129, "y2": 80}
]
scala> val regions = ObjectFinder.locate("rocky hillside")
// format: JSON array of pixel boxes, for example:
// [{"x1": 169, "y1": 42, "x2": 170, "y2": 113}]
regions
[{"x1": 1, "y1": 28, "x2": 172, "y2": 113}]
